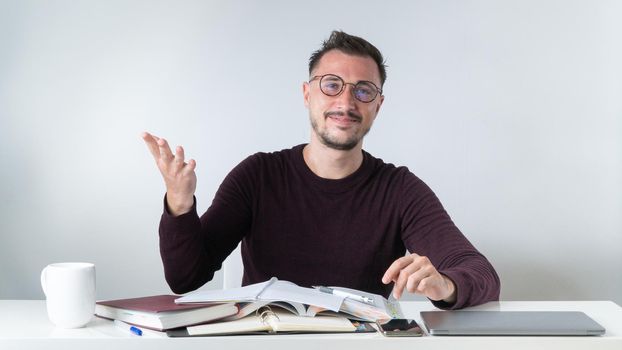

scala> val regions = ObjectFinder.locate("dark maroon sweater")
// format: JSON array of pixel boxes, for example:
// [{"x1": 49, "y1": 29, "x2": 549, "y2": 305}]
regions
[{"x1": 159, "y1": 144, "x2": 500, "y2": 309}]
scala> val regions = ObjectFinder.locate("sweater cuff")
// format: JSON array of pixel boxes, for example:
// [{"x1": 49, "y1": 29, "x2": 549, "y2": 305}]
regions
[
  {"x1": 159, "y1": 193, "x2": 201, "y2": 239},
  {"x1": 430, "y1": 269, "x2": 469, "y2": 310},
  {"x1": 162, "y1": 193, "x2": 197, "y2": 217}
]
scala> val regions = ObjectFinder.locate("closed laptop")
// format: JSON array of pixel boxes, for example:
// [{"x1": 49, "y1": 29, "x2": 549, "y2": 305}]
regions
[{"x1": 420, "y1": 311, "x2": 606, "y2": 336}]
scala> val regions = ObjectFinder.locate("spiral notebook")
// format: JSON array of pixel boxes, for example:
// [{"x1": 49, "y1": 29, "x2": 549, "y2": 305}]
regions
[{"x1": 167, "y1": 307, "x2": 376, "y2": 337}]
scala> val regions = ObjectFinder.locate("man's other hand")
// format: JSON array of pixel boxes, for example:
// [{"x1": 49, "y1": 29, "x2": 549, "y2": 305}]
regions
[{"x1": 382, "y1": 253, "x2": 456, "y2": 303}]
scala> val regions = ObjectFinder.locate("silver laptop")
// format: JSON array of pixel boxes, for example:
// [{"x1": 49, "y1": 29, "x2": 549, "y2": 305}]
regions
[{"x1": 420, "y1": 311, "x2": 606, "y2": 336}]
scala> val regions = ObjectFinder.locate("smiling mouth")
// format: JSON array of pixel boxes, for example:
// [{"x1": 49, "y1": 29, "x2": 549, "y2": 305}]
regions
[
  {"x1": 329, "y1": 115, "x2": 359, "y2": 124},
  {"x1": 325, "y1": 111, "x2": 362, "y2": 124}
]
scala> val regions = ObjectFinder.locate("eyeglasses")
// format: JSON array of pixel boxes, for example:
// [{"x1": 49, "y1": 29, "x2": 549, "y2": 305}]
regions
[{"x1": 309, "y1": 74, "x2": 382, "y2": 103}]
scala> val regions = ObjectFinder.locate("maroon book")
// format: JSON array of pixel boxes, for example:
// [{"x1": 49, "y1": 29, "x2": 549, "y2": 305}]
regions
[{"x1": 95, "y1": 295, "x2": 239, "y2": 331}]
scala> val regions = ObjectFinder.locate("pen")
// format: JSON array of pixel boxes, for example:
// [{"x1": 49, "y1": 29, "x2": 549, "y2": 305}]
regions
[
  {"x1": 313, "y1": 286, "x2": 374, "y2": 304},
  {"x1": 114, "y1": 320, "x2": 143, "y2": 336}
]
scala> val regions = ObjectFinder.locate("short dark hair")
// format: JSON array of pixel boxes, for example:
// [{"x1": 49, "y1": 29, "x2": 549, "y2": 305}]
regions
[{"x1": 309, "y1": 30, "x2": 387, "y2": 87}]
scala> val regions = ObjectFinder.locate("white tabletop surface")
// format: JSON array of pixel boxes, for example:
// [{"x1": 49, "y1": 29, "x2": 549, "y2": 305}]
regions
[{"x1": 1, "y1": 300, "x2": 621, "y2": 350}]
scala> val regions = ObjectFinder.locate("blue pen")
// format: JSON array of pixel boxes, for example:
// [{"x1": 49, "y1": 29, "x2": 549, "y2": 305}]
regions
[{"x1": 114, "y1": 320, "x2": 143, "y2": 336}]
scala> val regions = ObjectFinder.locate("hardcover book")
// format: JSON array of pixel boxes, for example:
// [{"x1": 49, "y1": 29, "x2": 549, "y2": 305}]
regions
[{"x1": 95, "y1": 294, "x2": 238, "y2": 331}]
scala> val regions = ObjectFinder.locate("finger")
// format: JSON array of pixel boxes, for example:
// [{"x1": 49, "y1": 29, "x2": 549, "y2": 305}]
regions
[
  {"x1": 142, "y1": 131, "x2": 161, "y2": 143},
  {"x1": 157, "y1": 138, "x2": 174, "y2": 161},
  {"x1": 392, "y1": 254, "x2": 428, "y2": 298},
  {"x1": 392, "y1": 262, "x2": 423, "y2": 299},
  {"x1": 382, "y1": 256, "x2": 414, "y2": 284},
  {"x1": 416, "y1": 276, "x2": 435, "y2": 295},
  {"x1": 182, "y1": 159, "x2": 197, "y2": 175},
  {"x1": 174, "y1": 146, "x2": 185, "y2": 167},
  {"x1": 142, "y1": 132, "x2": 161, "y2": 159},
  {"x1": 382, "y1": 252, "x2": 421, "y2": 283},
  {"x1": 406, "y1": 264, "x2": 434, "y2": 293}
]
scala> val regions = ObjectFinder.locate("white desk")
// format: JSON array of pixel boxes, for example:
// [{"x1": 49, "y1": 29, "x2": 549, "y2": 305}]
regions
[{"x1": 1, "y1": 300, "x2": 621, "y2": 350}]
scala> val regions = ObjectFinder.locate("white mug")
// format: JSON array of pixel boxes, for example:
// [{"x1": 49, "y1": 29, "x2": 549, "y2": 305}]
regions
[{"x1": 40, "y1": 262, "x2": 96, "y2": 328}]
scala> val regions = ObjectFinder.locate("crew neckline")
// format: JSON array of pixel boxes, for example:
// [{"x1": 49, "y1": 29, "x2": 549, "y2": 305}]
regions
[{"x1": 291, "y1": 144, "x2": 373, "y2": 194}]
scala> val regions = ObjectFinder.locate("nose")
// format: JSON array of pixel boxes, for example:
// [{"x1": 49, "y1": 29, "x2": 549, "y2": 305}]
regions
[{"x1": 334, "y1": 83, "x2": 358, "y2": 108}]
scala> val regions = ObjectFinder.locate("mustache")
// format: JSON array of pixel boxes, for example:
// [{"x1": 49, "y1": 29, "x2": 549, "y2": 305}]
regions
[{"x1": 324, "y1": 110, "x2": 362, "y2": 122}]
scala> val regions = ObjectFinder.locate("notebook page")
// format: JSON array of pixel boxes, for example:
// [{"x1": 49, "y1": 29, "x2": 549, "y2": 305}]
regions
[
  {"x1": 176, "y1": 278, "x2": 276, "y2": 303},
  {"x1": 259, "y1": 280, "x2": 344, "y2": 312}
]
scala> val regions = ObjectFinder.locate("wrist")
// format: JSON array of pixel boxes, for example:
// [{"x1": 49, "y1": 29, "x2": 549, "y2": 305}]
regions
[
  {"x1": 441, "y1": 275, "x2": 457, "y2": 304},
  {"x1": 166, "y1": 193, "x2": 194, "y2": 216}
]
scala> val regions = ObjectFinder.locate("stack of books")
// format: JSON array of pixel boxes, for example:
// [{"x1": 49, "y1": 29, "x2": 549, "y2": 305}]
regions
[{"x1": 96, "y1": 278, "x2": 401, "y2": 337}]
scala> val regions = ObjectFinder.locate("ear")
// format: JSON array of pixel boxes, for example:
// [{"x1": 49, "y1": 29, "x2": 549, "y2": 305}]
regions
[
  {"x1": 375, "y1": 94, "x2": 384, "y2": 116},
  {"x1": 303, "y1": 81, "x2": 310, "y2": 108}
]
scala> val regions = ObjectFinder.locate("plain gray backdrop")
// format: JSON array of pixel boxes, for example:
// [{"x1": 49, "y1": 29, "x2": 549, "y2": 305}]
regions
[{"x1": 1, "y1": 0, "x2": 621, "y2": 304}]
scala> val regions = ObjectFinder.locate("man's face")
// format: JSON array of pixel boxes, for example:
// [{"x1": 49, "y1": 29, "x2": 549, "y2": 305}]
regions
[{"x1": 303, "y1": 50, "x2": 384, "y2": 151}]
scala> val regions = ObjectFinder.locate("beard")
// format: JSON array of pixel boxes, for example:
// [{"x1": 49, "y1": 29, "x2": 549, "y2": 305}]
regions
[{"x1": 310, "y1": 110, "x2": 371, "y2": 151}]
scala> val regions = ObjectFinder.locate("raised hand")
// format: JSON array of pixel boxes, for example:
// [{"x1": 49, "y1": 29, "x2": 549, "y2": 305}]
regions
[{"x1": 142, "y1": 132, "x2": 197, "y2": 216}]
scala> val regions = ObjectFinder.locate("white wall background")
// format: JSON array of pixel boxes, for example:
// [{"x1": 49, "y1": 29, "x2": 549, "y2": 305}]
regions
[{"x1": 1, "y1": 0, "x2": 620, "y2": 304}]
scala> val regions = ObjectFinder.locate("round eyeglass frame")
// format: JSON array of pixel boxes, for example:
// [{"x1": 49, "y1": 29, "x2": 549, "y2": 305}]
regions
[{"x1": 309, "y1": 74, "x2": 383, "y2": 103}]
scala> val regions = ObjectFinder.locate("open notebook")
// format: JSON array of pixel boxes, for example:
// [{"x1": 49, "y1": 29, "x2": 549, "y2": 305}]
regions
[{"x1": 167, "y1": 307, "x2": 376, "y2": 337}]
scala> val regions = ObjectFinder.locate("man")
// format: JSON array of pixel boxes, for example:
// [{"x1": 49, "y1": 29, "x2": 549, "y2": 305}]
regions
[{"x1": 143, "y1": 31, "x2": 500, "y2": 309}]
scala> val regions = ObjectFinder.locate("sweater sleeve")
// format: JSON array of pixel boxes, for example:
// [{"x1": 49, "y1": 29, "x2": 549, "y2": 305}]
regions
[
  {"x1": 398, "y1": 172, "x2": 500, "y2": 309},
  {"x1": 158, "y1": 155, "x2": 258, "y2": 294}
]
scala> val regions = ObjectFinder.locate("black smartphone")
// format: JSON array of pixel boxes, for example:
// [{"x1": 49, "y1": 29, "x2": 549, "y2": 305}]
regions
[{"x1": 376, "y1": 318, "x2": 424, "y2": 337}]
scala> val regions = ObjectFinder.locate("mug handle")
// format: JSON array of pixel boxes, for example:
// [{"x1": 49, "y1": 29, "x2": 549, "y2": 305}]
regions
[{"x1": 40, "y1": 266, "x2": 48, "y2": 296}]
